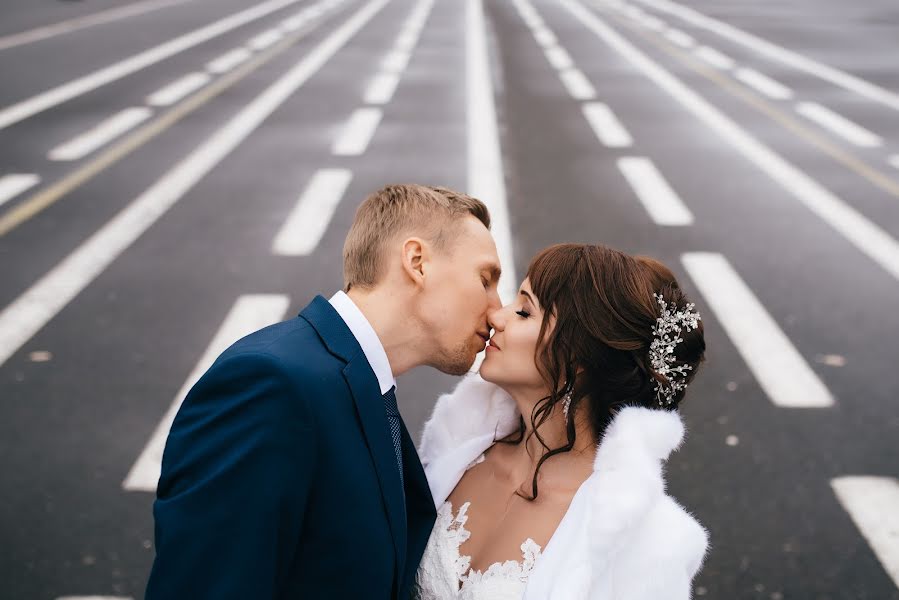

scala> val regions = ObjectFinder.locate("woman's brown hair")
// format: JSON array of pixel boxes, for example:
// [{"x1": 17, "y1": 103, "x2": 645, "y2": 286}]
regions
[{"x1": 502, "y1": 243, "x2": 706, "y2": 499}]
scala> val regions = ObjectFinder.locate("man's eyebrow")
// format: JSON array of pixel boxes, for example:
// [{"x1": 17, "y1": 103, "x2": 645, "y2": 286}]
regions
[{"x1": 483, "y1": 264, "x2": 501, "y2": 282}]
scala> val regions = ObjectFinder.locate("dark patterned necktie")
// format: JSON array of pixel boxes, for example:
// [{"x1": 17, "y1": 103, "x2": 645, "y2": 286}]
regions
[{"x1": 383, "y1": 386, "x2": 405, "y2": 492}]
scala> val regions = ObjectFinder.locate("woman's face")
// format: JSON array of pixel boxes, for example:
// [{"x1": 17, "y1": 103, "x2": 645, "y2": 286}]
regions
[{"x1": 479, "y1": 278, "x2": 549, "y2": 392}]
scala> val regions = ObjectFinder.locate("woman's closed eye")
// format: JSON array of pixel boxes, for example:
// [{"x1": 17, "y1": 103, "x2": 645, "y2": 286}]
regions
[{"x1": 516, "y1": 309, "x2": 530, "y2": 318}]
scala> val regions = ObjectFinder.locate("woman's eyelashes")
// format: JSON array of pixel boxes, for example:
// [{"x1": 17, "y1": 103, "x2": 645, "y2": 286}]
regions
[{"x1": 515, "y1": 309, "x2": 531, "y2": 318}]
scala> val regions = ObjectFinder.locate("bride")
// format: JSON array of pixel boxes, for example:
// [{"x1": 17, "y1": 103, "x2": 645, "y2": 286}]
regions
[{"x1": 413, "y1": 243, "x2": 709, "y2": 599}]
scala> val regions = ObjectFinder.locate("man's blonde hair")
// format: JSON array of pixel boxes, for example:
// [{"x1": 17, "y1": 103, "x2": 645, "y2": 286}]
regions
[{"x1": 343, "y1": 184, "x2": 491, "y2": 290}]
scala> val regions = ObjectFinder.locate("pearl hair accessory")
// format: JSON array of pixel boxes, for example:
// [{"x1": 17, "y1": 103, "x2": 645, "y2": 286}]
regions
[{"x1": 649, "y1": 293, "x2": 701, "y2": 406}]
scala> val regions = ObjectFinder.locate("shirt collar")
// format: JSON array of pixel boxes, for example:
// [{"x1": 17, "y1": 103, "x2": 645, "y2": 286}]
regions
[{"x1": 328, "y1": 291, "x2": 396, "y2": 395}]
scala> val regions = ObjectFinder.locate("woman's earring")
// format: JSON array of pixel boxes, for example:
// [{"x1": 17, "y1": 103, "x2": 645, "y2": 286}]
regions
[{"x1": 562, "y1": 391, "x2": 572, "y2": 419}]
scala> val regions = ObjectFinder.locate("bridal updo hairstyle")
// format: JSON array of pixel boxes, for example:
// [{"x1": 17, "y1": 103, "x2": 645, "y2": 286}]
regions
[{"x1": 505, "y1": 243, "x2": 706, "y2": 499}]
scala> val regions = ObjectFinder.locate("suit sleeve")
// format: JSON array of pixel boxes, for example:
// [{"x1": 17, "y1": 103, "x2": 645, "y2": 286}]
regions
[{"x1": 145, "y1": 353, "x2": 316, "y2": 600}]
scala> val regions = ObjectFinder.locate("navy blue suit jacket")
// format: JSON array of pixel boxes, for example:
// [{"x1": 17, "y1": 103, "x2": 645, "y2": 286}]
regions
[{"x1": 146, "y1": 296, "x2": 437, "y2": 599}]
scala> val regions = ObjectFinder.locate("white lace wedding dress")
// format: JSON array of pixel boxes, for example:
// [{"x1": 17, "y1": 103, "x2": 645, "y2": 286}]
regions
[{"x1": 413, "y1": 455, "x2": 543, "y2": 600}]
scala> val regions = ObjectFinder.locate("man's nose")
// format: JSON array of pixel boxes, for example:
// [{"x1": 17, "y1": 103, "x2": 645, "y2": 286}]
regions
[
  {"x1": 488, "y1": 287, "x2": 502, "y2": 311},
  {"x1": 487, "y1": 306, "x2": 505, "y2": 331}
]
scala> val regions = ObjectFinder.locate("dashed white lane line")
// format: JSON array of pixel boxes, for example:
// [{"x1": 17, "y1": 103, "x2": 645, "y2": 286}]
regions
[
  {"x1": 0, "y1": 174, "x2": 40, "y2": 208},
  {"x1": 561, "y1": 0, "x2": 899, "y2": 282},
  {"x1": 533, "y1": 26, "x2": 558, "y2": 47},
  {"x1": 544, "y1": 46, "x2": 574, "y2": 70},
  {"x1": 48, "y1": 108, "x2": 153, "y2": 161},
  {"x1": 682, "y1": 252, "x2": 834, "y2": 408},
  {"x1": 734, "y1": 67, "x2": 793, "y2": 100},
  {"x1": 332, "y1": 108, "x2": 383, "y2": 156},
  {"x1": 123, "y1": 294, "x2": 291, "y2": 492},
  {"x1": 831, "y1": 476, "x2": 899, "y2": 590},
  {"x1": 664, "y1": 28, "x2": 694, "y2": 48},
  {"x1": 635, "y1": 13, "x2": 665, "y2": 31},
  {"x1": 693, "y1": 45, "x2": 735, "y2": 70},
  {"x1": 382, "y1": 49, "x2": 411, "y2": 72},
  {"x1": 634, "y1": 0, "x2": 899, "y2": 112},
  {"x1": 468, "y1": 0, "x2": 516, "y2": 303},
  {"x1": 205, "y1": 47, "x2": 252, "y2": 74},
  {"x1": 272, "y1": 169, "x2": 353, "y2": 255},
  {"x1": 364, "y1": 73, "x2": 401, "y2": 104},
  {"x1": 146, "y1": 72, "x2": 211, "y2": 107},
  {"x1": 582, "y1": 102, "x2": 633, "y2": 147},
  {"x1": 559, "y1": 67, "x2": 596, "y2": 100},
  {"x1": 0, "y1": 0, "x2": 309, "y2": 131},
  {"x1": 248, "y1": 28, "x2": 284, "y2": 50},
  {"x1": 618, "y1": 157, "x2": 693, "y2": 225},
  {"x1": 796, "y1": 102, "x2": 883, "y2": 148},
  {"x1": 0, "y1": 0, "x2": 389, "y2": 369}
]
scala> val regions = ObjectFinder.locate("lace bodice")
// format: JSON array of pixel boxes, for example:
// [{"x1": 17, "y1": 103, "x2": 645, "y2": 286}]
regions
[{"x1": 413, "y1": 499, "x2": 542, "y2": 600}]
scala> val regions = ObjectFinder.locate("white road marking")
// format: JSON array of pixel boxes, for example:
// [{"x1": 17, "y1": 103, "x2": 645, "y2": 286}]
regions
[
  {"x1": 205, "y1": 47, "x2": 252, "y2": 74},
  {"x1": 48, "y1": 108, "x2": 153, "y2": 161},
  {"x1": 468, "y1": 0, "x2": 516, "y2": 303},
  {"x1": 831, "y1": 476, "x2": 899, "y2": 590},
  {"x1": 364, "y1": 73, "x2": 400, "y2": 104},
  {"x1": 734, "y1": 67, "x2": 793, "y2": 100},
  {"x1": 332, "y1": 108, "x2": 382, "y2": 156},
  {"x1": 682, "y1": 252, "x2": 834, "y2": 408},
  {"x1": 146, "y1": 72, "x2": 210, "y2": 107},
  {"x1": 123, "y1": 295, "x2": 290, "y2": 492},
  {"x1": 618, "y1": 157, "x2": 693, "y2": 225},
  {"x1": 0, "y1": 0, "x2": 189, "y2": 51},
  {"x1": 635, "y1": 0, "x2": 899, "y2": 112},
  {"x1": 796, "y1": 102, "x2": 882, "y2": 148},
  {"x1": 534, "y1": 27, "x2": 558, "y2": 47},
  {"x1": 664, "y1": 28, "x2": 694, "y2": 48},
  {"x1": 0, "y1": 0, "x2": 311, "y2": 131},
  {"x1": 561, "y1": 0, "x2": 899, "y2": 282},
  {"x1": 272, "y1": 169, "x2": 353, "y2": 255},
  {"x1": 889, "y1": 155, "x2": 899, "y2": 170},
  {"x1": 636, "y1": 14, "x2": 666, "y2": 31},
  {"x1": 544, "y1": 46, "x2": 573, "y2": 70},
  {"x1": 0, "y1": 0, "x2": 388, "y2": 369},
  {"x1": 582, "y1": 102, "x2": 633, "y2": 147},
  {"x1": 0, "y1": 174, "x2": 40, "y2": 208},
  {"x1": 382, "y1": 49, "x2": 411, "y2": 72},
  {"x1": 280, "y1": 13, "x2": 309, "y2": 32},
  {"x1": 248, "y1": 28, "x2": 283, "y2": 50},
  {"x1": 559, "y1": 67, "x2": 596, "y2": 100},
  {"x1": 694, "y1": 45, "x2": 735, "y2": 70},
  {"x1": 395, "y1": 30, "x2": 419, "y2": 51}
]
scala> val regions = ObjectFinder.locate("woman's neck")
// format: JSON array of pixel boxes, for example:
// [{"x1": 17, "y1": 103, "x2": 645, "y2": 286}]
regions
[{"x1": 505, "y1": 387, "x2": 597, "y2": 469}]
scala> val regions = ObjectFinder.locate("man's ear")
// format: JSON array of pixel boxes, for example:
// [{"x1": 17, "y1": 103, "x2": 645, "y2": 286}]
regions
[{"x1": 401, "y1": 237, "x2": 428, "y2": 286}]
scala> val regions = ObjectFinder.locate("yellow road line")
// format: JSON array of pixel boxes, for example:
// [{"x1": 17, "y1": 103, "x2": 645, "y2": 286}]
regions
[
  {"x1": 610, "y1": 7, "x2": 899, "y2": 200},
  {"x1": 0, "y1": 17, "x2": 326, "y2": 238}
]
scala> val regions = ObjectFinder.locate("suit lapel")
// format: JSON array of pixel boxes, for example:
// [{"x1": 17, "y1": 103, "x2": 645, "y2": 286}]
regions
[
  {"x1": 299, "y1": 296, "x2": 407, "y2": 585},
  {"x1": 398, "y1": 419, "x2": 437, "y2": 598},
  {"x1": 343, "y1": 359, "x2": 408, "y2": 572}
]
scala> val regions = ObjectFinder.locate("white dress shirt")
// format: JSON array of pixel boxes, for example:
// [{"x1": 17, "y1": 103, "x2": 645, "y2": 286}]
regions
[{"x1": 329, "y1": 291, "x2": 397, "y2": 395}]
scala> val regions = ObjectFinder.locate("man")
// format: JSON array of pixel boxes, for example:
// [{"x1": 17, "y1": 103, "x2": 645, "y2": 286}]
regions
[{"x1": 145, "y1": 184, "x2": 502, "y2": 599}]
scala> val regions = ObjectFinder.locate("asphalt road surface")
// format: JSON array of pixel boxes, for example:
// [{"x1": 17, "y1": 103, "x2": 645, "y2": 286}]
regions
[{"x1": 1, "y1": 0, "x2": 898, "y2": 598}]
